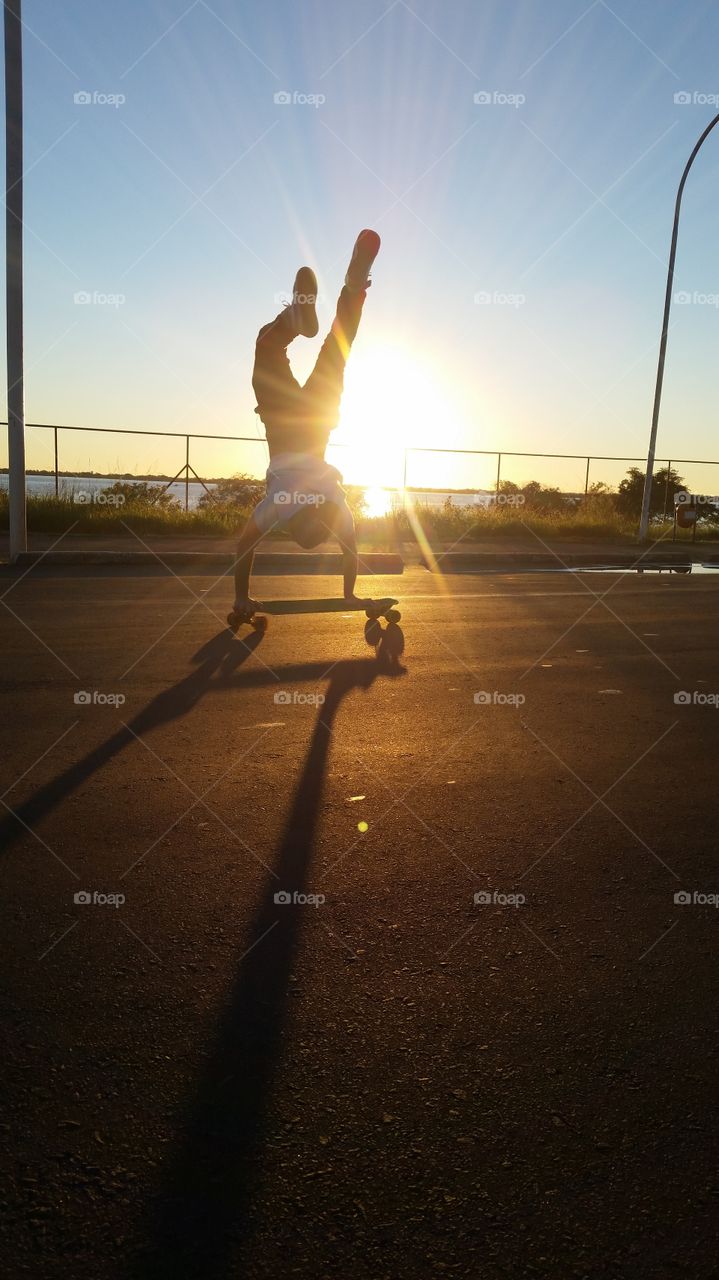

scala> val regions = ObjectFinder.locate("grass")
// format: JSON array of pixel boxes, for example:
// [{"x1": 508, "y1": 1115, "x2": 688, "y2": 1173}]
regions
[{"x1": 3, "y1": 491, "x2": 719, "y2": 546}]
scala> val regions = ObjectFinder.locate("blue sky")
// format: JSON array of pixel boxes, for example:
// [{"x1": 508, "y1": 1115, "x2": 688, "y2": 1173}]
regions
[{"x1": 2, "y1": 0, "x2": 719, "y2": 491}]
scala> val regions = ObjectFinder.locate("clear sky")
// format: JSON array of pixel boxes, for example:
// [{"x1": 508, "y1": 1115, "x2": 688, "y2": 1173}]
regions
[{"x1": 2, "y1": 0, "x2": 719, "y2": 493}]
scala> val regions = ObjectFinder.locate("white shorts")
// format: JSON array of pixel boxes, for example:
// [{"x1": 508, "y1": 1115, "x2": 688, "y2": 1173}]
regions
[{"x1": 252, "y1": 453, "x2": 354, "y2": 538}]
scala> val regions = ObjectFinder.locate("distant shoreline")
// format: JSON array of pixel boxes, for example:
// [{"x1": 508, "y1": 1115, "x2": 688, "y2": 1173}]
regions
[{"x1": 0, "y1": 468, "x2": 492, "y2": 496}]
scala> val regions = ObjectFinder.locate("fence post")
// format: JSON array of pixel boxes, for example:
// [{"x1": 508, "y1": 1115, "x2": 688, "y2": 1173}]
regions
[
  {"x1": 185, "y1": 435, "x2": 189, "y2": 511},
  {"x1": 495, "y1": 452, "x2": 501, "y2": 495},
  {"x1": 54, "y1": 424, "x2": 58, "y2": 496}
]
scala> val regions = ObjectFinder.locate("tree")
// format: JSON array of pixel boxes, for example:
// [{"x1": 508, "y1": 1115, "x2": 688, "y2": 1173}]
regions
[
  {"x1": 615, "y1": 467, "x2": 685, "y2": 519},
  {"x1": 198, "y1": 473, "x2": 265, "y2": 509},
  {"x1": 100, "y1": 480, "x2": 179, "y2": 508}
]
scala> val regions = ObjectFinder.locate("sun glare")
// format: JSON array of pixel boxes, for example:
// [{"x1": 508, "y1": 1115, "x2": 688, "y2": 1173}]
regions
[
  {"x1": 363, "y1": 485, "x2": 393, "y2": 518},
  {"x1": 333, "y1": 342, "x2": 464, "y2": 490}
]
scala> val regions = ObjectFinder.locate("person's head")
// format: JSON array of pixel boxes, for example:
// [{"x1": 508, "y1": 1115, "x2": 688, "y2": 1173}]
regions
[{"x1": 287, "y1": 501, "x2": 342, "y2": 549}]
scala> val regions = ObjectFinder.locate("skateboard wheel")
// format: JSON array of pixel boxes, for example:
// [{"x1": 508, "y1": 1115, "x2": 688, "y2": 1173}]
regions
[
  {"x1": 227, "y1": 611, "x2": 239, "y2": 630},
  {"x1": 365, "y1": 607, "x2": 380, "y2": 620},
  {"x1": 385, "y1": 608, "x2": 401, "y2": 623},
  {"x1": 364, "y1": 618, "x2": 383, "y2": 646},
  {"x1": 252, "y1": 614, "x2": 268, "y2": 631}
]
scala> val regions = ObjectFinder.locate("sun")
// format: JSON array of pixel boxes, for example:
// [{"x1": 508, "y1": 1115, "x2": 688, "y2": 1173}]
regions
[
  {"x1": 363, "y1": 485, "x2": 394, "y2": 518},
  {"x1": 329, "y1": 341, "x2": 464, "y2": 491}
]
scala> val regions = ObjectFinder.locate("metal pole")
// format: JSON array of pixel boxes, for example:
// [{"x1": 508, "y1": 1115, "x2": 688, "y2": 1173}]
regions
[
  {"x1": 495, "y1": 452, "x2": 501, "y2": 495},
  {"x1": 185, "y1": 435, "x2": 189, "y2": 511},
  {"x1": 4, "y1": 0, "x2": 26, "y2": 560},
  {"x1": 584, "y1": 456, "x2": 590, "y2": 496},
  {"x1": 402, "y1": 447, "x2": 408, "y2": 511},
  {"x1": 639, "y1": 112, "x2": 719, "y2": 541},
  {"x1": 662, "y1": 461, "x2": 671, "y2": 522},
  {"x1": 54, "y1": 424, "x2": 58, "y2": 496}
]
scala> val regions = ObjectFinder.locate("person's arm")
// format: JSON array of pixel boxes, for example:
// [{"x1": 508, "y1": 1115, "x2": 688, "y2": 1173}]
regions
[{"x1": 233, "y1": 514, "x2": 262, "y2": 607}]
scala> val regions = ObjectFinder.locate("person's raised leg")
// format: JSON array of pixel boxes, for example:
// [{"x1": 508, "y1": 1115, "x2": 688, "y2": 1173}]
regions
[{"x1": 301, "y1": 231, "x2": 380, "y2": 420}]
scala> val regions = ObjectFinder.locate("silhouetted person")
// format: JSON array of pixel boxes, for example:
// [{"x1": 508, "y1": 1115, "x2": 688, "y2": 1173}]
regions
[{"x1": 233, "y1": 229, "x2": 381, "y2": 613}]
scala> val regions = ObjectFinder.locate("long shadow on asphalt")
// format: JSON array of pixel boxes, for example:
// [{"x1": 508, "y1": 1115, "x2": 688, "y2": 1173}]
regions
[
  {"x1": 0, "y1": 627, "x2": 265, "y2": 853},
  {"x1": 0, "y1": 621, "x2": 405, "y2": 854},
  {"x1": 129, "y1": 641, "x2": 406, "y2": 1280}
]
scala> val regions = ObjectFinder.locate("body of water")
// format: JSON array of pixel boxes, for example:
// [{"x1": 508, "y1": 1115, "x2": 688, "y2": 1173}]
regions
[{"x1": 1, "y1": 474, "x2": 498, "y2": 512}]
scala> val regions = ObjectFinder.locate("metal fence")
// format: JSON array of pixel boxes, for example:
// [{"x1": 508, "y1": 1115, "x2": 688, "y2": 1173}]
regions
[{"x1": 3, "y1": 420, "x2": 719, "y2": 520}]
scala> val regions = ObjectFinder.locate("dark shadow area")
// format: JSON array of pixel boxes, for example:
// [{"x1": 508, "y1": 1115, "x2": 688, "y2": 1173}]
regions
[
  {"x1": 130, "y1": 645, "x2": 406, "y2": 1280},
  {"x1": 0, "y1": 628, "x2": 265, "y2": 853},
  {"x1": 1, "y1": 620, "x2": 412, "y2": 856}
]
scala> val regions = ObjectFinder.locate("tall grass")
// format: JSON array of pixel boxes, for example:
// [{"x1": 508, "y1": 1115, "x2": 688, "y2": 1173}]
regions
[{"x1": 2, "y1": 491, "x2": 717, "y2": 544}]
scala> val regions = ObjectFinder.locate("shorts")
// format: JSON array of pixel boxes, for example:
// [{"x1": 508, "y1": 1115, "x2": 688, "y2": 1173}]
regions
[{"x1": 252, "y1": 453, "x2": 354, "y2": 538}]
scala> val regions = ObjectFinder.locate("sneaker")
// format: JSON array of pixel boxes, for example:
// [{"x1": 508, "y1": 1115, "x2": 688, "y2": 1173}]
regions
[
  {"x1": 286, "y1": 266, "x2": 319, "y2": 337},
  {"x1": 344, "y1": 229, "x2": 381, "y2": 293}
]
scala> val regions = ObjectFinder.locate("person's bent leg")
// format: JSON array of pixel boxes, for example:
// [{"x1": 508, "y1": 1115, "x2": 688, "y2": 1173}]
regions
[{"x1": 252, "y1": 267, "x2": 318, "y2": 425}]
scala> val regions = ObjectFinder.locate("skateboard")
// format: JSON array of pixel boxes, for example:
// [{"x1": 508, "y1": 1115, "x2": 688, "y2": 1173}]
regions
[{"x1": 227, "y1": 597, "x2": 401, "y2": 633}]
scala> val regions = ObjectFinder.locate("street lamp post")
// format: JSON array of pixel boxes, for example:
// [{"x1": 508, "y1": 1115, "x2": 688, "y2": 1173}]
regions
[
  {"x1": 639, "y1": 111, "x2": 719, "y2": 542},
  {"x1": 4, "y1": 0, "x2": 25, "y2": 561}
]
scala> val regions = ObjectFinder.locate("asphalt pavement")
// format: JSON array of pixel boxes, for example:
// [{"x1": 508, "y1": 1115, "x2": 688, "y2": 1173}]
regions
[{"x1": 1, "y1": 564, "x2": 718, "y2": 1279}]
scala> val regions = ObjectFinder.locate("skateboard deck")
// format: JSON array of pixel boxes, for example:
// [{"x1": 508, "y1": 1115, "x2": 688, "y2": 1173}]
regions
[{"x1": 227, "y1": 597, "x2": 400, "y2": 632}]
